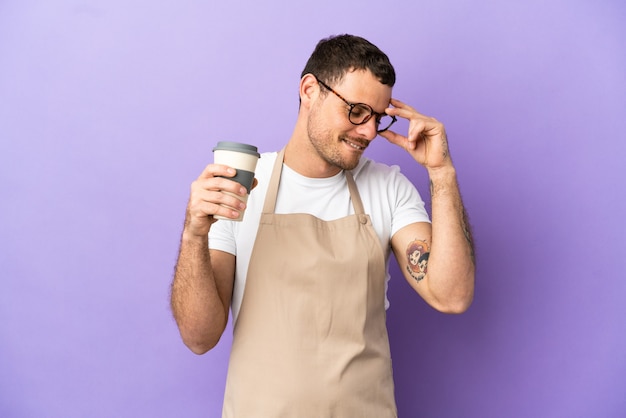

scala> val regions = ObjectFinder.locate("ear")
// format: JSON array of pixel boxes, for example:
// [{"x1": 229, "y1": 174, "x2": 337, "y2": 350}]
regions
[{"x1": 299, "y1": 73, "x2": 320, "y2": 109}]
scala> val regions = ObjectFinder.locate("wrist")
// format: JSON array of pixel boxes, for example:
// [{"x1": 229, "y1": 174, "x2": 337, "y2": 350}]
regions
[
  {"x1": 181, "y1": 229, "x2": 209, "y2": 245},
  {"x1": 427, "y1": 164, "x2": 458, "y2": 198},
  {"x1": 427, "y1": 163, "x2": 456, "y2": 182}
]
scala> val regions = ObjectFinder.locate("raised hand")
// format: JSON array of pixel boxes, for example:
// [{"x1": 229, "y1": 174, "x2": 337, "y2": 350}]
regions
[{"x1": 379, "y1": 98, "x2": 452, "y2": 171}]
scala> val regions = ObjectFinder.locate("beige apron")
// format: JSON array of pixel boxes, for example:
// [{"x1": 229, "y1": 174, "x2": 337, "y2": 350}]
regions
[{"x1": 222, "y1": 149, "x2": 397, "y2": 418}]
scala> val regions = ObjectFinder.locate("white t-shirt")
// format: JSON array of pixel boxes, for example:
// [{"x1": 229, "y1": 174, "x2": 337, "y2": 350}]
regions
[{"x1": 209, "y1": 152, "x2": 431, "y2": 323}]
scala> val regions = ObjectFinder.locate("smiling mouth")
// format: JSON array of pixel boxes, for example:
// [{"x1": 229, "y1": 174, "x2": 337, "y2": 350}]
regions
[{"x1": 343, "y1": 138, "x2": 367, "y2": 151}]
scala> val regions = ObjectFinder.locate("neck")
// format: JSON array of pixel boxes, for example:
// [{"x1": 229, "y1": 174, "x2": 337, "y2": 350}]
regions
[{"x1": 283, "y1": 129, "x2": 343, "y2": 179}]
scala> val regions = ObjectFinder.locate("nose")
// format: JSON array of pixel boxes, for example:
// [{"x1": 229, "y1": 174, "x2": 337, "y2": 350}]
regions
[{"x1": 354, "y1": 117, "x2": 379, "y2": 140}]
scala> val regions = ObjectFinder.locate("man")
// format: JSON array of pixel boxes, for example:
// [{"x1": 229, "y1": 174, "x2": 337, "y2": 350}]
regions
[{"x1": 171, "y1": 34, "x2": 475, "y2": 417}]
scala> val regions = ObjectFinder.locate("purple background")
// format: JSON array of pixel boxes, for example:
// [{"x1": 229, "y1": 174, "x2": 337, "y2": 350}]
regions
[{"x1": 1, "y1": 1, "x2": 625, "y2": 417}]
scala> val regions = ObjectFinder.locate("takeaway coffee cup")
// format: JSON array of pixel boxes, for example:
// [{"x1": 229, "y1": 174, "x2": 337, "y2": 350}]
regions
[{"x1": 212, "y1": 141, "x2": 260, "y2": 221}]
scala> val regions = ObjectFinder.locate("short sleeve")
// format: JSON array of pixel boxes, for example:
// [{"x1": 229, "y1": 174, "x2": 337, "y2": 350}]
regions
[
  {"x1": 208, "y1": 218, "x2": 238, "y2": 256},
  {"x1": 388, "y1": 165, "x2": 431, "y2": 237}
]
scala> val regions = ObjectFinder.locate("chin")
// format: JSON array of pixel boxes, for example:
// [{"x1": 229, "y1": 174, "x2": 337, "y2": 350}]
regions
[{"x1": 338, "y1": 156, "x2": 361, "y2": 171}]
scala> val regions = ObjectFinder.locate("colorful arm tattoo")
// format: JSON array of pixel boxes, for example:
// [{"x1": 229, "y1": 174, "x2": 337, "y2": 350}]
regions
[{"x1": 405, "y1": 239, "x2": 430, "y2": 282}]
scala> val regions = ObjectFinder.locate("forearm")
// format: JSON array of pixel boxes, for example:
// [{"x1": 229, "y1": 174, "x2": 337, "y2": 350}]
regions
[
  {"x1": 170, "y1": 232, "x2": 229, "y2": 354},
  {"x1": 426, "y1": 165, "x2": 475, "y2": 312}
]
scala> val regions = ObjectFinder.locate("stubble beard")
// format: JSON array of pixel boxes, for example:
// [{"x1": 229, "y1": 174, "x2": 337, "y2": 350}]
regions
[{"x1": 306, "y1": 110, "x2": 363, "y2": 172}]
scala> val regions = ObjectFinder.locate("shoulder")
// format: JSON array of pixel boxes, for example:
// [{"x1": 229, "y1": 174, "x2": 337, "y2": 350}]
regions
[
  {"x1": 353, "y1": 156, "x2": 429, "y2": 217},
  {"x1": 352, "y1": 157, "x2": 409, "y2": 188},
  {"x1": 354, "y1": 156, "x2": 403, "y2": 176},
  {"x1": 256, "y1": 151, "x2": 278, "y2": 175}
]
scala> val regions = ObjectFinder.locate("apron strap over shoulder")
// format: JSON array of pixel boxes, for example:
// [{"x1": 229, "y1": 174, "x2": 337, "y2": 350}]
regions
[
  {"x1": 262, "y1": 148, "x2": 286, "y2": 214},
  {"x1": 345, "y1": 170, "x2": 365, "y2": 216}
]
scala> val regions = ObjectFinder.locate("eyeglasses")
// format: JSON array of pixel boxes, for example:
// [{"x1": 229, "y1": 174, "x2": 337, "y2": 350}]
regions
[{"x1": 314, "y1": 76, "x2": 397, "y2": 133}]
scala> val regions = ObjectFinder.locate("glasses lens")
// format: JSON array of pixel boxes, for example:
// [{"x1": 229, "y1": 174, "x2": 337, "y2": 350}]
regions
[
  {"x1": 376, "y1": 114, "x2": 395, "y2": 132},
  {"x1": 348, "y1": 104, "x2": 373, "y2": 124}
]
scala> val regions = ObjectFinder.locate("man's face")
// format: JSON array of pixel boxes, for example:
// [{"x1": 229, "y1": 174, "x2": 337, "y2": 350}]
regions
[
  {"x1": 410, "y1": 249, "x2": 421, "y2": 266},
  {"x1": 306, "y1": 69, "x2": 392, "y2": 171}
]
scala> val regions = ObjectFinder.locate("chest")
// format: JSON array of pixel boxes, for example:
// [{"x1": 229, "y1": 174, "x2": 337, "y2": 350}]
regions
[{"x1": 274, "y1": 172, "x2": 353, "y2": 220}]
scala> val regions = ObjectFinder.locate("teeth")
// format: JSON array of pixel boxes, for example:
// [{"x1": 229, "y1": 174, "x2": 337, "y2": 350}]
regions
[{"x1": 345, "y1": 140, "x2": 364, "y2": 150}]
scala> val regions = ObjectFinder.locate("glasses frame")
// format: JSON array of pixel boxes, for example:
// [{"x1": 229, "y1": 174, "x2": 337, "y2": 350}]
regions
[{"x1": 313, "y1": 76, "x2": 397, "y2": 133}]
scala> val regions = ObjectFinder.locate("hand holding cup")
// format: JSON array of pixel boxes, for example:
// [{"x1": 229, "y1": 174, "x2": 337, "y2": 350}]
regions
[{"x1": 212, "y1": 141, "x2": 260, "y2": 221}]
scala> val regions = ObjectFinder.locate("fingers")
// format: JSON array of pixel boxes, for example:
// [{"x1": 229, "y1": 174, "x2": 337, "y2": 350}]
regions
[
  {"x1": 382, "y1": 98, "x2": 450, "y2": 170},
  {"x1": 378, "y1": 129, "x2": 405, "y2": 148},
  {"x1": 387, "y1": 98, "x2": 421, "y2": 119},
  {"x1": 189, "y1": 184, "x2": 245, "y2": 220},
  {"x1": 198, "y1": 163, "x2": 237, "y2": 180},
  {"x1": 184, "y1": 164, "x2": 252, "y2": 235},
  {"x1": 385, "y1": 98, "x2": 443, "y2": 147},
  {"x1": 190, "y1": 178, "x2": 247, "y2": 213},
  {"x1": 386, "y1": 98, "x2": 438, "y2": 128}
]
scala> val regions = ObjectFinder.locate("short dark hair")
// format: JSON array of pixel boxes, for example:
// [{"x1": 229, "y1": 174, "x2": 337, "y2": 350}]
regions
[{"x1": 300, "y1": 34, "x2": 396, "y2": 87}]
